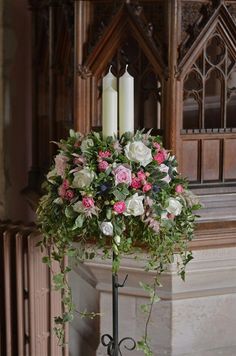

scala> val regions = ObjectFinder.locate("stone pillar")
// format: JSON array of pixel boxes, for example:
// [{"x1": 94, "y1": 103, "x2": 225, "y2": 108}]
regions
[{"x1": 70, "y1": 246, "x2": 236, "y2": 356}]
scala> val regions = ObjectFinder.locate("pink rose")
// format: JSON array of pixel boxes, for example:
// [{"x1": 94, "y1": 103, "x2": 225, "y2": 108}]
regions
[
  {"x1": 113, "y1": 165, "x2": 132, "y2": 186},
  {"x1": 131, "y1": 177, "x2": 142, "y2": 189},
  {"x1": 65, "y1": 189, "x2": 75, "y2": 201},
  {"x1": 55, "y1": 154, "x2": 68, "y2": 178},
  {"x1": 98, "y1": 150, "x2": 111, "y2": 158},
  {"x1": 153, "y1": 151, "x2": 166, "y2": 165},
  {"x1": 82, "y1": 197, "x2": 95, "y2": 208},
  {"x1": 137, "y1": 171, "x2": 146, "y2": 181},
  {"x1": 175, "y1": 184, "x2": 184, "y2": 194},
  {"x1": 142, "y1": 183, "x2": 152, "y2": 192},
  {"x1": 98, "y1": 160, "x2": 109, "y2": 171},
  {"x1": 113, "y1": 201, "x2": 126, "y2": 214}
]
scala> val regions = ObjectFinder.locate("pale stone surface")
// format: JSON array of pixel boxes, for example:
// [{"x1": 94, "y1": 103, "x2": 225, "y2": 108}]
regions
[
  {"x1": 69, "y1": 268, "x2": 100, "y2": 356},
  {"x1": 69, "y1": 247, "x2": 236, "y2": 356}
]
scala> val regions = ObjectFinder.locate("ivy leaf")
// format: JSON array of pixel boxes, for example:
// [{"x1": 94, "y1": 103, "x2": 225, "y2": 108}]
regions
[
  {"x1": 42, "y1": 256, "x2": 51, "y2": 266},
  {"x1": 140, "y1": 304, "x2": 149, "y2": 313},
  {"x1": 53, "y1": 273, "x2": 65, "y2": 290}
]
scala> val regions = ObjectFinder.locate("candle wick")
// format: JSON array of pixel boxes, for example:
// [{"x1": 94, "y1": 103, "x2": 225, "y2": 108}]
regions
[
  {"x1": 125, "y1": 64, "x2": 128, "y2": 72},
  {"x1": 109, "y1": 65, "x2": 112, "y2": 73}
]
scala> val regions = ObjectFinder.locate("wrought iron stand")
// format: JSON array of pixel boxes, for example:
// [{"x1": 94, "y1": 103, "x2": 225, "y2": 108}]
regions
[{"x1": 101, "y1": 253, "x2": 136, "y2": 355}]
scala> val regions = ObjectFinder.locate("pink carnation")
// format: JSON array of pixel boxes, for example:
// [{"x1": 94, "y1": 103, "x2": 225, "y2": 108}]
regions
[
  {"x1": 154, "y1": 151, "x2": 166, "y2": 165},
  {"x1": 74, "y1": 142, "x2": 81, "y2": 148},
  {"x1": 98, "y1": 160, "x2": 109, "y2": 171},
  {"x1": 65, "y1": 189, "x2": 75, "y2": 201},
  {"x1": 153, "y1": 142, "x2": 161, "y2": 150},
  {"x1": 82, "y1": 197, "x2": 95, "y2": 208},
  {"x1": 131, "y1": 177, "x2": 142, "y2": 189},
  {"x1": 137, "y1": 171, "x2": 146, "y2": 181},
  {"x1": 149, "y1": 218, "x2": 160, "y2": 233},
  {"x1": 113, "y1": 165, "x2": 132, "y2": 186},
  {"x1": 113, "y1": 201, "x2": 126, "y2": 214},
  {"x1": 175, "y1": 184, "x2": 184, "y2": 193},
  {"x1": 62, "y1": 179, "x2": 70, "y2": 189},
  {"x1": 98, "y1": 150, "x2": 111, "y2": 158},
  {"x1": 58, "y1": 185, "x2": 67, "y2": 198},
  {"x1": 142, "y1": 183, "x2": 152, "y2": 192},
  {"x1": 55, "y1": 154, "x2": 68, "y2": 178}
]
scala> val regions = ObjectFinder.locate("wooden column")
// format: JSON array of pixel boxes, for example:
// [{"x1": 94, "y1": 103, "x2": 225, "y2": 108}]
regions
[
  {"x1": 74, "y1": 1, "x2": 92, "y2": 134},
  {"x1": 164, "y1": 0, "x2": 181, "y2": 156}
]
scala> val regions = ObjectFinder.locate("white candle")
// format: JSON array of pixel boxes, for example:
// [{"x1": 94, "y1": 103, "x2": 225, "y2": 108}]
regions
[
  {"x1": 102, "y1": 86, "x2": 118, "y2": 139},
  {"x1": 119, "y1": 65, "x2": 134, "y2": 137},
  {"x1": 103, "y1": 66, "x2": 117, "y2": 91}
]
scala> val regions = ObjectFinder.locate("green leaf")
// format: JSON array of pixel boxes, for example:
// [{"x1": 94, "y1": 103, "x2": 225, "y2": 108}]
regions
[
  {"x1": 92, "y1": 131, "x2": 101, "y2": 140},
  {"x1": 53, "y1": 273, "x2": 65, "y2": 290},
  {"x1": 73, "y1": 214, "x2": 84, "y2": 229},
  {"x1": 140, "y1": 304, "x2": 149, "y2": 313},
  {"x1": 112, "y1": 189, "x2": 126, "y2": 201},
  {"x1": 106, "y1": 208, "x2": 112, "y2": 220},
  {"x1": 65, "y1": 206, "x2": 75, "y2": 218}
]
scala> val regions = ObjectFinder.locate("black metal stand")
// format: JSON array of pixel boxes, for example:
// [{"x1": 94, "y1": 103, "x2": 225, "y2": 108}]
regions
[{"x1": 101, "y1": 254, "x2": 136, "y2": 355}]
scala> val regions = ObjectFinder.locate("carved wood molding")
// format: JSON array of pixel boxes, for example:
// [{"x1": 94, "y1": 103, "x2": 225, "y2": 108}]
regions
[
  {"x1": 78, "y1": 2, "x2": 167, "y2": 79},
  {"x1": 191, "y1": 220, "x2": 236, "y2": 249}
]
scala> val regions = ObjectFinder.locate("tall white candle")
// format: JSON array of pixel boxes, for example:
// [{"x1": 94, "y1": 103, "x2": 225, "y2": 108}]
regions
[
  {"x1": 119, "y1": 65, "x2": 134, "y2": 137},
  {"x1": 102, "y1": 86, "x2": 117, "y2": 139},
  {"x1": 103, "y1": 66, "x2": 117, "y2": 91}
]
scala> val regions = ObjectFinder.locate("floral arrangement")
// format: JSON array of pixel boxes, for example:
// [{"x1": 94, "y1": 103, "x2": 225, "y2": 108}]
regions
[{"x1": 37, "y1": 129, "x2": 200, "y2": 355}]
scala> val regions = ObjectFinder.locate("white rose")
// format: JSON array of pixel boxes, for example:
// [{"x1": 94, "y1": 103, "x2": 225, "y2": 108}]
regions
[
  {"x1": 124, "y1": 193, "x2": 145, "y2": 216},
  {"x1": 72, "y1": 167, "x2": 95, "y2": 189},
  {"x1": 159, "y1": 164, "x2": 171, "y2": 184},
  {"x1": 124, "y1": 141, "x2": 152, "y2": 167},
  {"x1": 100, "y1": 222, "x2": 113, "y2": 236},
  {"x1": 166, "y1": 198, "x2": 182, "y2": 216},
  {"x1": 81, "y1": 138, "x2": 94, "y2": 152}
]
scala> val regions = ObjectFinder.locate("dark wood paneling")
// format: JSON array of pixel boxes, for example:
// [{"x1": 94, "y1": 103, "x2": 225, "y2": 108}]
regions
[
  {"x1": 182, "y1": 139, "x2": 199, "y2": 181},
  {"x1": 224, "y1": 138, "x2": 236, "y2": 180},
  {"x1": 202, "y1": 139, "x2": 221, "y2": 182}
]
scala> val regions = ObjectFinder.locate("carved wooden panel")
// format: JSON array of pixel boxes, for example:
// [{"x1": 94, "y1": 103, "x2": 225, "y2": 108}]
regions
[
  {"x1": 224, "y1": 138, "x2": 236, "y2": 180},
  {"x1": 202, "y1": 139, "x2": 221, "y2": 181},
  {"x1": 179, "y1": 3, "x2": 236, "y2": 190},
  {"x1": 182, "y1": 139, "x2": 199, "y2": 182}
]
